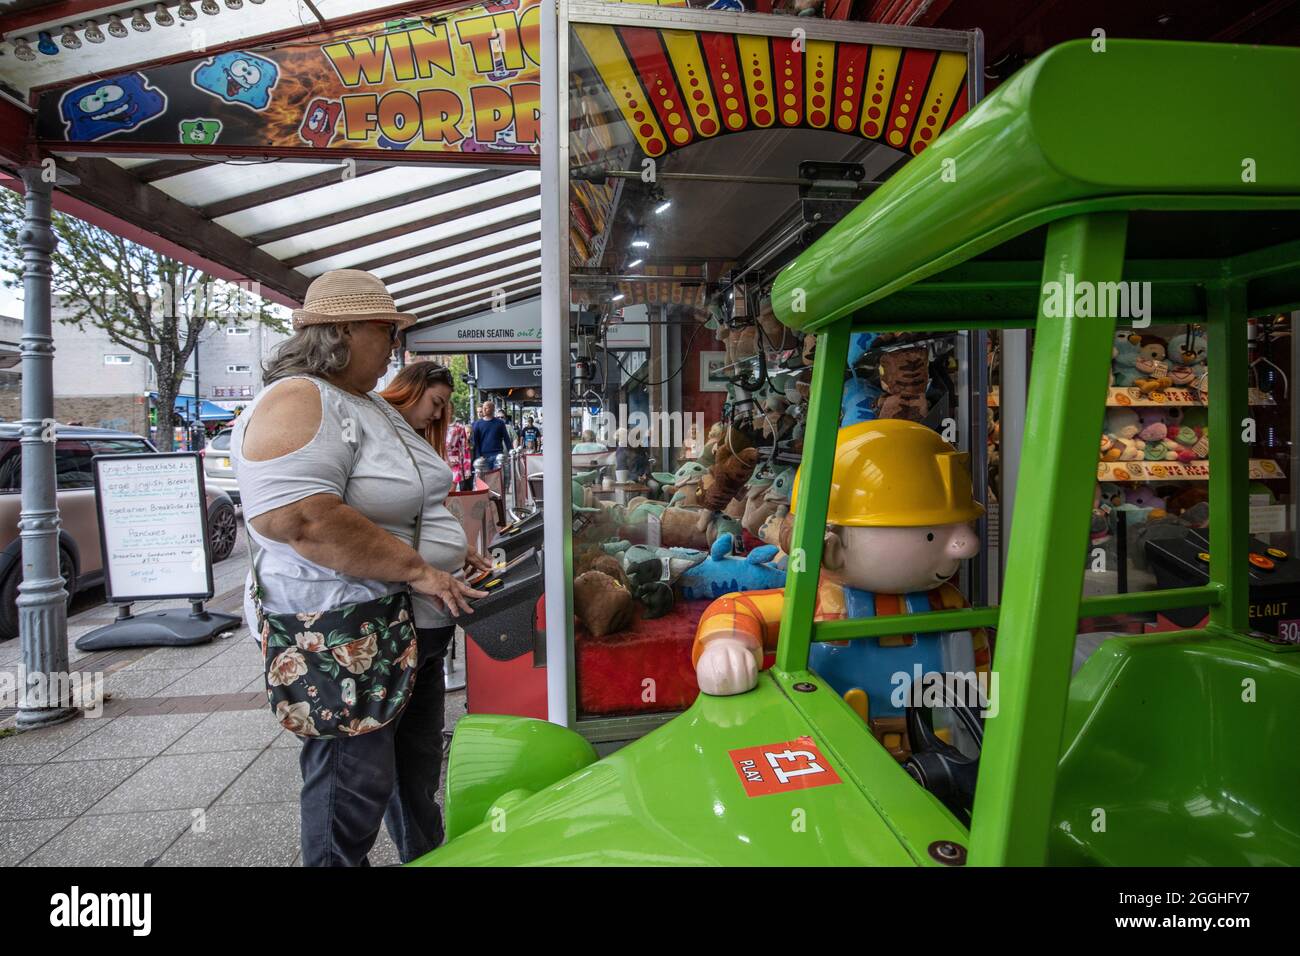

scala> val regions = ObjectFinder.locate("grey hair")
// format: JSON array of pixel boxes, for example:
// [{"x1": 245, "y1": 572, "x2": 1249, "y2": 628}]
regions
[{"x1": 263, "y1": 324, "x2": 351, "y2": 383}]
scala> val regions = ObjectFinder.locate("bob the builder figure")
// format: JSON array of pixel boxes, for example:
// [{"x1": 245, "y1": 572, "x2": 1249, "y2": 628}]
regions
[{"x1": 692, "y1": 418, "x2": 991, "y2": 759}]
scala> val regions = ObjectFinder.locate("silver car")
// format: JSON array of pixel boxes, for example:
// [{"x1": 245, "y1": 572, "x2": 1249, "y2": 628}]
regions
[
  {"x1": 0, "y1": 425, "x2": 238, "y2": 642},
  {"x1": 203, "y1": 427, "x2": 239, "y2": 503}
]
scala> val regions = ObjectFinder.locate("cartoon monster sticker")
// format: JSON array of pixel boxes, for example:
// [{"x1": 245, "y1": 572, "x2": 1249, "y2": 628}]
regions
[
  {"x1": 59, "y1": 74, "x2": 168, "y2": 142},
  {"x1": 179, "y1": 118, "x2": 222, "y2": 146},
  {"x1": 298, "y1": 98, "x2": 341, "y2": 148},
  {"x1": 192, "y1": 51, "x2": 279, "y2": 111}
]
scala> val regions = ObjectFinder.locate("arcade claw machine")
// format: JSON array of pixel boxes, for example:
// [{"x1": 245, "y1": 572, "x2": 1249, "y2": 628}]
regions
[{"x1": 542, "y1": 0, "x2": 985, "y2": 745}]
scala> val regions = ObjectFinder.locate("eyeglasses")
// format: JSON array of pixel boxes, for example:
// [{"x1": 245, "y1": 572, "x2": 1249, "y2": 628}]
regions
[{"x1": 369, "y1": 321, "x2": 399, "y2": 345}]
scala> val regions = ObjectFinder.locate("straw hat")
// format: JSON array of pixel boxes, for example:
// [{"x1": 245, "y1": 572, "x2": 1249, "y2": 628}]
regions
[{"x1": 290, "y1": 269, "x2": 417, "y2": 331}]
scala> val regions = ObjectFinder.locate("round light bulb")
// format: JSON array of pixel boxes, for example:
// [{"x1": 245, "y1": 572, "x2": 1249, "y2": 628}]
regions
[
  {"x1": 13, "y1": 37, "x2": 36, "y2": 61},
  {"x1": 177, "y1": 0, "x2": 197, "y2": 19},
  {"x1": 59, "y1": 25, "x2": 82, "y2": 49},
  {"x1": 130, "y1": 9, "x2": 151, "y2": 31},
  {"x1": 200, "y1": 0, "x2": 220, "y2": 14},
  {"x1": 107, "y1": 14, "x2": 129, "y2": 36},
  {"x1": 154, "y1": 4, "x2": 175, "y2": 26},
  {"x1": 83, "y1": 19, "x2": 106, "y2": 42}
]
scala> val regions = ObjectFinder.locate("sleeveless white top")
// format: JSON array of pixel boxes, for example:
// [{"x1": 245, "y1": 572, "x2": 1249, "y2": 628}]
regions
[{"x1": 232, "y1": 375, "x2": 468, "y2": 631}]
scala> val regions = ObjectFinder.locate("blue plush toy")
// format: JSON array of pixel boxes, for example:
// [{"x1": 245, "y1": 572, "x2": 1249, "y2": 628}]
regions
[
  {"x1": 59, "y1": 74, "x2": 167, "y2": 141},
  {"x1": 1112, "y1": 330, "x2": 1143, "y2": 387},
  {"x1": 677, "y1": 533, "x2": 786, "y2": 601},
  {"x1": 843, "y1": 332, "x2": 883, "y2": 425},
  {"x1": 192, "y1": 52, "x2": 279, "y2": 110}
]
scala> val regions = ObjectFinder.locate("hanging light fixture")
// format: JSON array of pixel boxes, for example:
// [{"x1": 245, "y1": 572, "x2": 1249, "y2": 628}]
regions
[
  {"x1": 59, "y1": 25, "x2": 82, "y2": 49},
  {"x1": 154, "y1": 3, "x2": 175, "y2": 26},
  {"x1": 83, "y1": 19, "x2": 106, "y2": 42},
  {"x1": 107, "y1": 14, "x2": 129, "y2": 37},
  {"x1": 177, "y1": 0, "x2": 198, "y2": 19},
  {"x1": 200, "y1": 0, "x2": 221, "y2": 14},
  {"x1": 12, "y1": 37, "x2": 35, "y2": 61}
]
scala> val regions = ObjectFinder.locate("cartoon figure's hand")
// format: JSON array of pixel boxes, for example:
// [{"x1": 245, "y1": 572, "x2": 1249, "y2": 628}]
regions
[{"x1": 696, "y1": 636, "x2": 762, "y2": 696}]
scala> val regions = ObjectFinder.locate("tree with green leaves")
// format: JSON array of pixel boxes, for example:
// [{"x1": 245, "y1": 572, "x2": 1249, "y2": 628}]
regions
[{"x1": 0, "y1": 187, "x2": 286, "y2": 450}]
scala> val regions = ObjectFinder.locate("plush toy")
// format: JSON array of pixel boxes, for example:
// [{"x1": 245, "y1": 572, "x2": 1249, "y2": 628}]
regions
[
  {"x1": 1101, "y1": 408, "x2": 1146, "y2": 460},
  {"x1": 677, "y1": 533, "x2": 787, "y2": 601},
  {"x1": 1123, "y1": 485, "x2": 1167, "y2": 518},
  {"x1": 1133, "y1": 335, "x2": 1172, "y2": 393},
  {"x1": 876, "y1": 346, "x2": 930, "y2": 421},
  {"x1": 697, "y1": 508, "x2": 742, "y2": 547},
  {"x1": 1112, "y1": 330, "x2": 1143, "y2": 386},
  {"x1": 697, "y1": 421, "x2": 726, "y2": 467},
  {"x1": 1135, "y1": 408, "x2": 1168, "y2": 443},
  {"x1": 573, "y1": 570, "x2": 635, "y2": 637},
  {"x1": 740, "y1": 462, "x2": 780, "y2": 539},
  {"x1": 1168, "y1": 328, "x2": 1208, "y2": 394},
  {"x1": 724, "y1": 323, "x2": 759, "y2": 365},
  {"x1": 665, "y1": 461, "x2": 709, "y2": 507},
  {"x1": 701, "y1": 439, "x2": 759, "y2": 511},
  {"x1": 658, "y1": 506, "x2": 711, "y2": 550}
]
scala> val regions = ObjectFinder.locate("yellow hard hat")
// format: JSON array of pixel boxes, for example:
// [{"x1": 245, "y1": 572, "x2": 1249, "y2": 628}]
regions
[{"x1": 791, "y1": 419, "x2": 984, "y2": 527}]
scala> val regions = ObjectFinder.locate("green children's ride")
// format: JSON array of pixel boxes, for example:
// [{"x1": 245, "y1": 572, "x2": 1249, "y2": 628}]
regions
[{"x1": 412, "y1": 39, "x2": 1300, "y2": 867}]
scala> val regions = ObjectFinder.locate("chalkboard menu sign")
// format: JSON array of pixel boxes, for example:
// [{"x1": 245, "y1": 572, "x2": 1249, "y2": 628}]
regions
[{"x1": 93, "y1": 453, "x2": 214, "y2": 602}]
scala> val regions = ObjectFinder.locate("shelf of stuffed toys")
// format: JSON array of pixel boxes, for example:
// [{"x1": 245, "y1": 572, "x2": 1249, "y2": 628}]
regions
[{"x1": 1097, "y1": 458, "x2": 1287, "y2": 482}]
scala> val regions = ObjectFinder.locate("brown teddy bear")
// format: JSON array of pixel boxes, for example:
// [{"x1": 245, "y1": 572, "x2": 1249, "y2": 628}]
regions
[
  {"x1": 877, "y1": 346, "x2": 929, "y2": 422},
  {"x1": 701, "y1": 440, "x2": 759, "y2": 512},
  {"x1": 659, "y1": 506, "x2": 711, "y2": 549},
  {"x1": 573, "y1": 570, "x2": 635, "y2": 638}
]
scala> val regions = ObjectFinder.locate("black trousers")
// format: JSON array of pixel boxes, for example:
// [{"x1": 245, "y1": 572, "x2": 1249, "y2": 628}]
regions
[{"x1": 298, "y1": 625, "x2": 453, "y2": 866}]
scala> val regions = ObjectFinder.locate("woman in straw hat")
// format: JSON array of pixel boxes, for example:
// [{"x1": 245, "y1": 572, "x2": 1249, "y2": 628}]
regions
[{"x1": 233, "y1": 269, "x2": 490, "y2": 866}]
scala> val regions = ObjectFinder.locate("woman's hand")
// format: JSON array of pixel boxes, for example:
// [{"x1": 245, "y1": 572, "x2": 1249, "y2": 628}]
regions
[
  {"x1": 465, "y1": 549, "x2": 495, "y2": 573},
  {"x1": 412, "y1": 565, "x2": 488, "y2": 618}
]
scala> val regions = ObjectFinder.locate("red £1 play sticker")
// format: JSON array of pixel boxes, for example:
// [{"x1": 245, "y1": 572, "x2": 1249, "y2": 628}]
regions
[{"x1": 728, "y1": 736, "x2": 842, "y2": 797}]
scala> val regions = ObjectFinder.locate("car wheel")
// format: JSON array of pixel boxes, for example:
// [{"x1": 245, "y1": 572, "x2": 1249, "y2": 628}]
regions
[
  {"x1": 208, "y1": 500, "x2": 238, "y2": 562},
  {"x1": 0, "y1": 548, "x2": 77, "y2": 643}
]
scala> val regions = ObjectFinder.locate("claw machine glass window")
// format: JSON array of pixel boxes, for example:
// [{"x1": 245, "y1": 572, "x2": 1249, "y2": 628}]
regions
[{"x1": 555, "y1": 1, "x2": 984, "y2": 741}]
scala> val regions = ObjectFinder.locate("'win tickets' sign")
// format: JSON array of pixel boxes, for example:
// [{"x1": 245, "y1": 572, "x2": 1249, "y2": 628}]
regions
[
  {"x1": 728, "y1": 736, "x2": 843, "y2": 798},
  {"x1": 37, "y1": 0, "x2": 541, "y2": 155}
]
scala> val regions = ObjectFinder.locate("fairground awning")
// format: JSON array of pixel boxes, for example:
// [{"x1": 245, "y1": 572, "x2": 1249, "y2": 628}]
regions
[{"x1": 0, "y1": 1, "x2": 544, "y2": 329}]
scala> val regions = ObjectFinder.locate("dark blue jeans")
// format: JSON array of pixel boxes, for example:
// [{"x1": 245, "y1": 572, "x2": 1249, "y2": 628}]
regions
[{"x1": 298, "y1": 625, "x2": 453, "y2": 866}]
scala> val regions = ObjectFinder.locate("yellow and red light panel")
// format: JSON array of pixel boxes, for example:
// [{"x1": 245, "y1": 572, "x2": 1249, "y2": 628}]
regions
[
  {"x1": 908, "y1": 50, "x2": 966, "y2": 154},
  {"x1": 830, "y1": 42, "x2": 869, "y2": 135},
  {"x1": 620, "y1": 26, "x2": 696, "y2": 151},
  {"x1": 882, "y1": 48, "x2": 936, "y2": 150},
  {"x1": 699, "y1": 32, "x2": 749, "y2": 133},
  {"x1": 661, "y1": 29, "x2": 722, "y2": 138},
  {"x1": 770, "y1": 36, "x2": 805, "y2": 127}
]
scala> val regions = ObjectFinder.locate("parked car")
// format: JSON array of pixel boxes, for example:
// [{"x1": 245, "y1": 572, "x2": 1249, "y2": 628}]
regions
[
  {"x1": 202, "y1": 427, "x2": 240, "y2": 503},
  {"x1": 0, "y1": 425, "x2": 239, "y2": 642}
]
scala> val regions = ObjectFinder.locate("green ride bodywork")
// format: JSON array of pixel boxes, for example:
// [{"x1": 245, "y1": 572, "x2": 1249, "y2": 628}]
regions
[{"x1": 412, "y1": 38, "x2": 1300, "y2": 867}]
